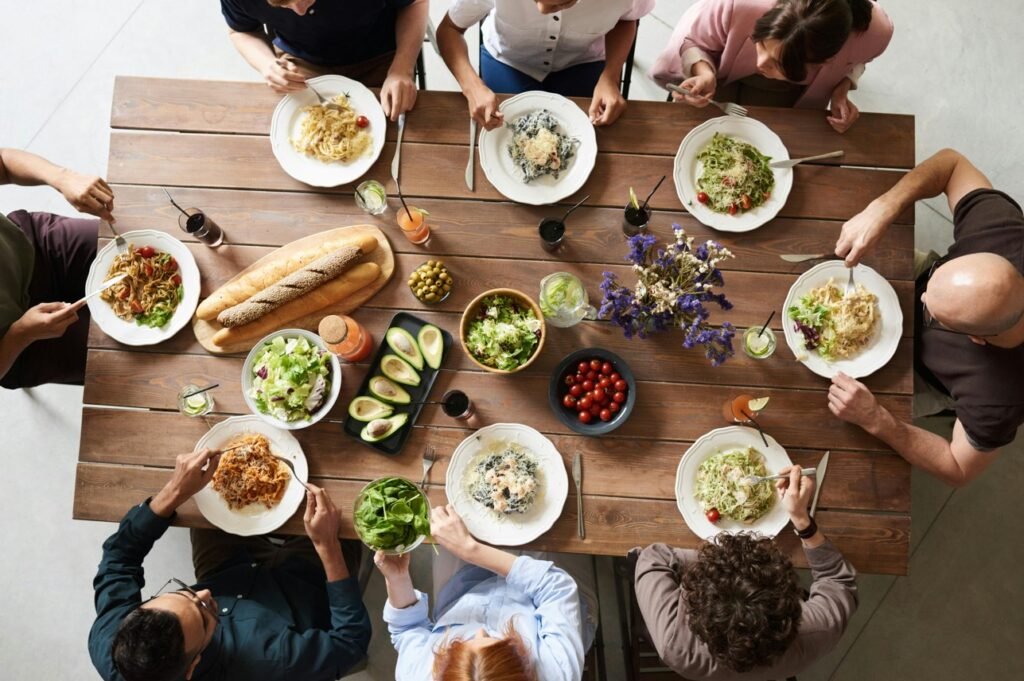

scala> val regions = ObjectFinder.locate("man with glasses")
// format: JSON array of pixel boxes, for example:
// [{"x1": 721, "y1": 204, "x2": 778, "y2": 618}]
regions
[
  {"x1": 89, "y1": 448, "x2": 371, "y2": 681},
  {"x1": 828, "y1": 148, "x2": 1024, "y2": 487}
]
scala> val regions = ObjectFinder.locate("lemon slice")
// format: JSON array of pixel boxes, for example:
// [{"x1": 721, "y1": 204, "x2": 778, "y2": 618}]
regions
[
  {"x1": 185, "y1": 394, "x2": 208, "y2": 413},
  {"x1": 748, "y1": 396, "x2": 770, "y2": 412},
  {"x1": 628, "y1": 186, "x2": 639, "y2": 210}
]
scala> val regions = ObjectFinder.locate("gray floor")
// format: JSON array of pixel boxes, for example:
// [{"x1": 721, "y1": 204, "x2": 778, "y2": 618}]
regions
[{"x1": 1, "y1": 1, "x2": 1022, "y2": 680}]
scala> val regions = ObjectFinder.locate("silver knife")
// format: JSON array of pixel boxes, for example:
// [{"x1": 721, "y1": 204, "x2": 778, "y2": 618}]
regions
[
  {"x1": 770, "y1": 150, "x2": 844, "y2": 169},
  {"x1": 809, "y1": 451, "x2": 829, "y2": 517},
  {"x1": 465, "y1": 119, "x2": 477, "y2": 191},
  {"x1": 73, "y1": 273, "x2": 127, "y2": 308},
  {"x1": 391, "y1": 112, "x2": 405, "y2": 185},
  {"x1": 780, "y1": 253, "x2": 831, "y2": 263},
  {"x1": 572, "y1": 451, "x2": 584, "y2": 539}
]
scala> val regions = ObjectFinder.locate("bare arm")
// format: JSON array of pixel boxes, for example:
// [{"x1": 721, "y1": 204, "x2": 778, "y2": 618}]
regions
[
  {"x1": 589, "y1": 20, "x2": 636, "y2": 125},
  {"x1": 437, "y1": 13, "x2": 503, "y2": 129},
  {"x1": 836, "y1": 149, "x2": 994, "y2": 265},
  {"x1": 228, "y1": 29, "x2": 312, "y2": 93},
  {"x1": 390, "y1": 0, "x2": 429, "y2": 79},
  {"x1": 430, "y1": 504, "x2": 517, "y2": 577},
  {"x1": 1, "y1": 147, "x2": 114, "y2": 221}
]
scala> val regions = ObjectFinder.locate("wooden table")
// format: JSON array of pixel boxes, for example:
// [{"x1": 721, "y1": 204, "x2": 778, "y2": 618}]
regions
[{"x1": 75, "y1": 77, "x2": 915, "y2": 575}]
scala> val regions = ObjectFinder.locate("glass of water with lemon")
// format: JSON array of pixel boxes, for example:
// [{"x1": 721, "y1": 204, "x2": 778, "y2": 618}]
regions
[
  {"x1": 539, "y1": 272, "x2": 597, "y2": 328},
  {"x1": 743, "y1": 326, "x2": 778, "y2": 359},
  {"x1": 177, "y1": 384, "x2": 214, "y2": 417}
]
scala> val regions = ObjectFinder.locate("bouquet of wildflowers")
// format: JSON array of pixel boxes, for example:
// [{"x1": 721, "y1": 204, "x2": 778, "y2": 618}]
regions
[{"x1": 599, "y1": 226, "x2": 736, "y2": 366}]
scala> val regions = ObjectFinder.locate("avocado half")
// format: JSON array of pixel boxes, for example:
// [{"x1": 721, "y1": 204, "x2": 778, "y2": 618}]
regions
[
  {"x1": 348, "y1": 395, "x2": 394, "y2": 422},
  {"x1": 368, "y1": 376, "x2": 411, "y2": 404},
  {"x1": 386, "y1": 327, "x2": 424, "y2": 370},
  {"x1": 381, "y1": 354, "x2": 421, "y2": 387},
  {"x1": 360, "y1": 413, "x2": 409, "y2": 442},
  {"x1": 417, "y1": 324, "x2": 444, "y2": 370}
]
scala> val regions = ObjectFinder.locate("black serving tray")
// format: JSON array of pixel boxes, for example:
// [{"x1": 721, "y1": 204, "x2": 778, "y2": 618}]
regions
[{"x1": 342, "y1": 312, "x2": 453, "y2": 455}]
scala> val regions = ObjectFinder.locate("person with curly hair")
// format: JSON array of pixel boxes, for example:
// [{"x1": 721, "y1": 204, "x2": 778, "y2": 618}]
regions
[{"x1": 633, "y1": 465, "x2": 858, "y2": 679}]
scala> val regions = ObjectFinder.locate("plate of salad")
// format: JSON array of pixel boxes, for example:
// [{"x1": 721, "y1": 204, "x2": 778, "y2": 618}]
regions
[
  {"x1": 673, "y1": 116, "x2": 792, "y2": 233},
  {"x1": 675, "y1": 426, "x2": 793, "y2": 540},
  {"x1": 460, "y1": 289, "x2": 546, "y2": 373},
  {"x1": 353, "y1": 476, "x2": 431, "y2": 555},
  {"x1": 242, "y1": 329, "x2": 341, "y2": 430}
]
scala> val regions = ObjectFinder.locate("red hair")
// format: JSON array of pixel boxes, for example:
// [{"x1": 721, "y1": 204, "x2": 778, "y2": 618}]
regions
[{"x1": 432, "y1": 621, "x2": 536, "y2": 681}]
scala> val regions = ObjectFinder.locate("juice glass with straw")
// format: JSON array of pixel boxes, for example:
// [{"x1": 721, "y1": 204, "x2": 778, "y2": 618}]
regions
[
  {"x1": 721, "y1": 395, "x2": 770, "y2": 424},
  {"x1": 397, "y1": 206, "x2": 430, "y2": 244}
]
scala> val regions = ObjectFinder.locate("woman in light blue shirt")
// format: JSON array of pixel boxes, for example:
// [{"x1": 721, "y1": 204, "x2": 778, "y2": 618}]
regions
[{"x1": 376, "y1": 504, "x2": 596, "y2": 680}]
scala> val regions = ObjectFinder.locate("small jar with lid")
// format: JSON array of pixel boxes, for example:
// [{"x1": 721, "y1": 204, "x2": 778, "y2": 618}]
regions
[{"x1": 318, "y1": 315, "x2": 373, "y2": 363}]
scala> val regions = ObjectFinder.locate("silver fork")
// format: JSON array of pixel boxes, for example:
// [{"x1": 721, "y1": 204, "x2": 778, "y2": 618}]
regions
[
  {"x1": 106, "y1": 220, "x2": 127, "y2": 252},
  {"x1": 419, "y1": 445, "x2": 436, "y2": 490},
  {"x1": 844, "y1": 266, "x2": 856, "y2": 297},
  {"x1": 744, "y1": 467, "x2": 816, "y2": 486},
  {"x1": 666, "y1": 83, "x2": 748, "y2": 118},
  {"x1": 306, "y1": 82, "x2": 343, "y2": 112},
  {"x1": 272, "y1": 454, "x2": 312, "y2": 492}
]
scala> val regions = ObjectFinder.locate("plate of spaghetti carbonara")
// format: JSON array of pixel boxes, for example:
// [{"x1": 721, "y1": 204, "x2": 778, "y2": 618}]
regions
[
  {"x1": 270, "y1": 75, "x2": 386, "y2": 187},
  {"x1": 85, "y1": 229, "x2": 200, "y2": 346},
  {"x1": 194, "y1": 415, "x2": 308, "y2": 536},
  {"x1": 783, "y1": 261, "x2": 903, "y2": 378}
]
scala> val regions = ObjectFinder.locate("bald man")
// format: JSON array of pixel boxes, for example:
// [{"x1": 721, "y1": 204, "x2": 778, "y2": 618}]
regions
[{"x1": 827, "y1": 149, "x2": 1024, "y2": 486}]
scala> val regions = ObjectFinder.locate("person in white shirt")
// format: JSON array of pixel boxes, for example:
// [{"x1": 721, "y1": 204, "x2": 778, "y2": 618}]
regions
[{"x1": 437, "y1": 0, "x2": 655, "y2": 129}]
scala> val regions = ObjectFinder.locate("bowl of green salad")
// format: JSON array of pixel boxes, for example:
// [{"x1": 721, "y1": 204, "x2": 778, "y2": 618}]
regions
[
  {"x1": 460, "y1": 289, "x2": 546, "y2": 374},
  {"x1": 353, "y1": 476, "x2": 430, "y2": 555},
  {"x1": 242, "y1": 329, "x2": 341, "y2": 430}
]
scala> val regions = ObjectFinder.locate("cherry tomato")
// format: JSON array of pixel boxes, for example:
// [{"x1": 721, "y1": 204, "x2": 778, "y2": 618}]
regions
[
  {"x1": 164, "y1": 257, "x2": 178, "y2": 272},
  {"x1": 579, "y1": 396, "x2": 593, "y2": 410},
  {"x1": 356, "y1": 115, "x2": 370, "y2": 128},
  {"x1": 129, "y1": 300, "x2": 143, "y2": 314},
  {"x1": 586, "y1": 370, "x2": 597, "y2": 381},
  {"x1": 697, "y1": 191, "x2": 709, "y2": 204},
  {"x1": 740, "y1": 194, "x2": 752, "y2": 210},
  {"x1": 143, "y1": 263, "x2": 154, "y2": 277},
  {"x1": 598, "y1": 377, "x2": 610, "y2": 389},
  {"x1": 589, "y1": 404, "x2": 602, "y2": 416},
  {"x1": 601, "y1": 362, "x2": 613, "y2": 375},
  {"x1": 581, "y1": 380, "x2": 594, "y2": 391},
  {"x1": 578, "y1": 410, "x2": 593, "y2": 424},
  {"x1": 728, "y1": 204, "x2": 738, "y2": 216},
  {"x1": 613, "y1": 391, "x2": 626, "y2": 404},
  {"x1": 562, "y1": 395, "x2": 577, "y2": 409},
  {"x1": 608, "y1": 401, "x2": 621, "y2": 414},
  {"x1": 564, "y1": 375, "x2": 576, "y2": 386},
  {"x1": 706, "y1": 508, "x2": 721, "y2": 524},
  {"x1": 137, "y1": 245, "x2": 156, "y2": 258},
  {"x1": 172, "y1": 274, "x2": 182, "y2": 286},
  {"x1": 610, "y1": 372, "x2": 621, "y2": 383},
  {"x1": 577, "y1": 361, "x2": 590, "y2": 374},
  {"x1": 569, "y1": 385, "x2": 583, "y2": 397},
  {"x1": 599, "y1": 408, "x2": 612, "y2": 422},
  {"x1": 590, "y1": 359, "x2": 602, "y2": 371},
  {"x1": 614, "y1": 379, "x2": 628, "y2": 392}
]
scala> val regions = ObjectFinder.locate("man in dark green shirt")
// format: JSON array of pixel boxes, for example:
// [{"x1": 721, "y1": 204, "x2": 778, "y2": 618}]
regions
[{"x1": 89, "y1": 448, "x2": 371, "y2": 681}]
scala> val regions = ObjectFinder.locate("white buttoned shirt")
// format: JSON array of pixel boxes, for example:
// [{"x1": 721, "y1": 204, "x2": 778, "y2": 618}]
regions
[{"x1": 449, "y1": 0, "x2": 654, "y2": 82}]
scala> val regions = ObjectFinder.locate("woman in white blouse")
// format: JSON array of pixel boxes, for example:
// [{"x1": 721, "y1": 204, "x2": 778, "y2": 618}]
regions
[{"x1": 437, "y1": 0, "x2": 655, "y2": 129}]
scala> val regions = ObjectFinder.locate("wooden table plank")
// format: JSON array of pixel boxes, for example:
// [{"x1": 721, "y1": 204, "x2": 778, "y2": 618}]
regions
[
  {"x1": 82, "y1": 349, "x2": 910, "y2": 453},
  {"x1": 107, "y1": 184, "x2": 916, "y2": 279},
  {"x1": 107, "y1": 132, "x2": 914, "y2": 224},
  {"x1": 74, "y1": 461, "x2": 911, "y2": 574},
  {"x1": 79, "y1": 408, "x2": 911, "y2": 513},
  {"x1": 88, "y1": 306, "x2": 914, "y2": 395},
  {"x1": 111, "y1": 76, "x2": 915, "y2": 169}
]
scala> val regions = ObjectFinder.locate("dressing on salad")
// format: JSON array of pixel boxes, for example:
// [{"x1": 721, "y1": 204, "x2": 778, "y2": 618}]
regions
[
  {"x1": 249, "y1": 335, "x2": 331, "y2": 422},
  {"x1": 465, "y1": 295, "x2": 542, "y2": 371}
]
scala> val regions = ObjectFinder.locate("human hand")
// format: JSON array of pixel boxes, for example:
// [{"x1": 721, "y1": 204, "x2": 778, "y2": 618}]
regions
[
  {"x1": 373, "y1": 549, "x2": 411, "y2": 580},
  {"x1": 304, "y1": 485, "x2": 342, "y2": 551},
  {"x1": 775, "y1": 464, "x2": 815, "y2": 528},
  {"x1": 828, "y1": 372, "x2": 883, "y2": 431},
  {"x1": 430, "y1": 504, "x2": 476, "y2": 559},
  {"x1": 12, "y1": 302, "x2": 79, "y2": 341},
  {"x1": 834, "y1": 199, "x2": 893, "y2": 266},
  {"x1": 589, "y1": 73, "x2": 626, "y2": 126},
  {"x1": 466, "y1": 83, "x2": 503, "y2": 131},
  {"x1": 56, "y1": 170, "x2": 115, "y2": 222},
  {"x1": 827, "y1": 92, "x2": 859, "y2": 134},
  {"x1": 673, "y1": 72, "x2": 716, "y2": 107},
  {"x1": 261, "y1": 56, "x2": 312, "y2": 94},
  {"x1": 380, "y1": 71, "x2": 417, "y2": 122},
  {"x1": 151, "y1": 448, "x2": 221, "y2": 516}
]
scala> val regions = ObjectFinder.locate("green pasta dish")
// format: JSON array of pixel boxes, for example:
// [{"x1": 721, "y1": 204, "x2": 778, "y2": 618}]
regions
[
  {"x1": 695, "y1": 133, "x2": 775, "y2": 215},
  {"x1": 694, "y1": 447, "x2": 775, "y2": 523}
]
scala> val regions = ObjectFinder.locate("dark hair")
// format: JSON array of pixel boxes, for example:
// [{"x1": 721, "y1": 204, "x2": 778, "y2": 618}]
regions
[
  {"x1": 751, "y1": 0, "x2": 874, "y2": 81},
  {"x1": 112, "y1": 607, "x2": 190, "y2": 681},
  {"x1": 680, "y1": 533, "x2": 803, "y2": 673}
]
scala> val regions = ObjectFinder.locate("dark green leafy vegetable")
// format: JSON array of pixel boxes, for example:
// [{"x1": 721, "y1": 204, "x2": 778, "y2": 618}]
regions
[{"x1": 353, "y1": 477, "x2": 431, "y2": 552}]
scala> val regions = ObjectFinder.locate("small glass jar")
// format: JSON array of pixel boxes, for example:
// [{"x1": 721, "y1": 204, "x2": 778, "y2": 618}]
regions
[
  {"x1": 177, "y1": 208, "x2": 224, "y2": 247},
  {"x1": 743, "y1": 326, "x2": 778, "y2": 359},
  {"x1": 355, "y1": 180, "x2": 387, "y2": 216},
  {"x1": 319, "y1": 315, "x2": 373, "y2": 363},
  {"x1": 397, "y1": 207, "x2": 430, "y2": 244},
  {"x1": 622, "y1": 204, "x2": 651, "y2": 237},
  {"x1": 177, "y1": 385, "x2": 214, "y2": 417},
  {"x1": 442, "y1": 390, "x2": 474, "y2": 420}
]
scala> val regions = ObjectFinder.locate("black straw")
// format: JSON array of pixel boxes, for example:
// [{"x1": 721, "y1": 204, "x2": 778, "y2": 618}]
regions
[
  {"x1": 396, "y1": 180, "x2": 411, "y2": 219},
  {"x1": 162, "y1": 188, "x2": 190, "y2": 218},
  {"x1": 744, "y1": 411, "x2": 770, "y2": 448},
  {"x1": 642, "y1": 175, "x2": 667, "y2": 209},
  {"x1": 355, "y1": 185, "x2": 369, "y2": 204},
  {"x1": 560, "y1": 194, "x2": 590, "y2": 223},
  {"x1": 757, "y1": 310, "x2": 776, "y2": 337},
  {"x1": 182, "y1": 383, "x2": 219, "y2": 399}
]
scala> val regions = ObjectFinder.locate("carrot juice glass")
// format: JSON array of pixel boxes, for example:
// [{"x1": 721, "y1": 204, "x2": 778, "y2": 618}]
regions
[{"x1": 397, "y1": 206, "x2": 430, "y2": 244}]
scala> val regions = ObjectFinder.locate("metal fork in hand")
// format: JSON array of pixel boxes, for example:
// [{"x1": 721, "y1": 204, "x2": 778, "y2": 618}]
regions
[
  {"x1": 106, "y1": 220, "x2": 127, "y2": 252},
  {"x1": 844, "y1": 266, "x2": 856, "y2": 296},
  {"x1": 272, "y1": 454, "x2": 312, "y2": 492},
  {"x1": 744, "y1": 467, "x2": 816, "y2": 486},
  {"x1": 666, "y1": 83, "x2": 748, "y2": 118},
  {"x1": 419, "y1": 445, "x2": 436, "y2": 490},
  {"x1": 305, "y1": 81, "x2": 343, "y2": 112}
]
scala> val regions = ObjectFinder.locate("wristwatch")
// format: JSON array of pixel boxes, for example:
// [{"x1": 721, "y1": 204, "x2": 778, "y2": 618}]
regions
[{"x1": 794, "y1": 517, "x2": 818, "y2": 539}]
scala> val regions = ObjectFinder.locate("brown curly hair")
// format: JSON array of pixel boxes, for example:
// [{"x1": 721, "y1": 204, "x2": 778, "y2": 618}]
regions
[{"x1": 680, "y1": 533, "x2": 803, "y2": 672}]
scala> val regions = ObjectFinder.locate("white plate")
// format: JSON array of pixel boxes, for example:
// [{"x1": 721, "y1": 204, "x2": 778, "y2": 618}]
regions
[
  {"x1": 270, "y1": 75, "x2": 386, "y2": 188},
  {"x1": 241, "y1": 329, "x2": 342, "y2": 430},
  {"x1": 85, "y1": 230, "x2": 200, "y2": 346},
  {"x1": 675, "y1": 426, "x2": 793, "y2": 540},
  {"x1": 783, "y1": 261, "x2": 902, "y2": 379},
  {"x1": 478, "y1": 91, "x2": 597, "y2": 206},
  {"x1": 445, "y1": 423, "x2": 568, "y2": 546},
  {"x1": 673, "y1": 116, "x2": 793, "y2": 232},
  {"x1": 194, "y1": 415, "x2": 308, "y2": 536}
]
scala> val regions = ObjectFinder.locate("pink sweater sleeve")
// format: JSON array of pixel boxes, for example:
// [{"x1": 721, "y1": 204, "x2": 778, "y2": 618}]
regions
[{"x1": 649, "y1": 0, "x2": 736, "y2": 87}]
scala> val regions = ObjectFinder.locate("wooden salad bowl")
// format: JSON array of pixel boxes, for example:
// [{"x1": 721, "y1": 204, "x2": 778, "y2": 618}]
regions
[{"x1": 459, "y1": 288, "x2": 546, "y2": 374}]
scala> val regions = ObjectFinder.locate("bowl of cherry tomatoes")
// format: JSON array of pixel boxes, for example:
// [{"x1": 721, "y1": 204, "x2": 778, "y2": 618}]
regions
[{"x1": 548, "y1": 348, "x2": 636, "y2": 436}]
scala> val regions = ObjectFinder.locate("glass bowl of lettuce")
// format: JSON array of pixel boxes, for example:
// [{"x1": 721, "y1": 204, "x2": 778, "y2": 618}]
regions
[
  {"x1": 460, "y1": 288, "x2": 546, "y2": 374},
  {"x1": 242, "y1": 329, "x2": 342, "y2": 430},
  {"x1": 354, "y1": 477, "x2": 431, "y2": 555}
]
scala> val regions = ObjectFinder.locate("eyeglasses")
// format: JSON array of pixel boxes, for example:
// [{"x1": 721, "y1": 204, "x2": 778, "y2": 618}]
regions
[{"x1": 143, "y1": 577, "x2": 220, "y2": 635}]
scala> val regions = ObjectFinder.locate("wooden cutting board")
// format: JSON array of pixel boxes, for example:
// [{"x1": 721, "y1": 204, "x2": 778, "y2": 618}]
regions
[{"x1": 192, "y1": 224, "x2": 394, "y2": 354}]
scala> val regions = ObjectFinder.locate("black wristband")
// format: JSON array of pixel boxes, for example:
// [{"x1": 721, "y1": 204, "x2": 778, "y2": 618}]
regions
[{"x1": 794, "y1": 517, "x2": 818, "y2": 539}]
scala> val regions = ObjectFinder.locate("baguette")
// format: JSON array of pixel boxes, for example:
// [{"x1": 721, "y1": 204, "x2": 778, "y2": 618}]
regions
[
  {"x1": 197, "y1": 232, "x2": 378, "y2": 320},
  {"x1": 217, "y1": 245, "x2": 362, "y2": 327},
  {"x1": 211, "y1": 262, "x2": 381, "y2": 347}
]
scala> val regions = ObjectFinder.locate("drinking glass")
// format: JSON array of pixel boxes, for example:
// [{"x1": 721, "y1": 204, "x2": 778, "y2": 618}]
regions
[{"x1": 539, "y1": 272, "x2": 597, "y2": 328}]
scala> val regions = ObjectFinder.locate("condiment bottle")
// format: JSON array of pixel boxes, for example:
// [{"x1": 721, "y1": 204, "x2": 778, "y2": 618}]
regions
[{"x1": 318, "y1": 315, "x2": 373, "y2": 363}]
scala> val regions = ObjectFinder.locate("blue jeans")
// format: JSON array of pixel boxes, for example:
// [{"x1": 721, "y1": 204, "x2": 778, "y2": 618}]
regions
[{"x1": 480, "y1": 48, "x2": 605, "y2": 97}]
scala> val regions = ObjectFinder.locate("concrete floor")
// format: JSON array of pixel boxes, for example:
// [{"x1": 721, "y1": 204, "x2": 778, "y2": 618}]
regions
[{"x1": 1, "y1": 1, "x2": 1022, "y2": 680}]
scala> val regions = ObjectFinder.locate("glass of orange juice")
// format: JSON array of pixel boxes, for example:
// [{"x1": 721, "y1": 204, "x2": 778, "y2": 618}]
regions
[
  {"x1": 397, "y1": 206, "x2": 430, "y2": 244},
  {"x1": 722, "y1": 395, "x2": 769, "y2": 424}
]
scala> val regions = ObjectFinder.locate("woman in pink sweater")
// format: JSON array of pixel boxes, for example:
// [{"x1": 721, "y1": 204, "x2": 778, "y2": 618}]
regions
[{"x1": 650, "y1": 0, "x2": 893, "y2": 132}]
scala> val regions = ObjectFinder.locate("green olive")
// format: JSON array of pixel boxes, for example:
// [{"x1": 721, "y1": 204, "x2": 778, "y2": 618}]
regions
[
  {"x1": 443, "y1": 283, "x2": 452, "y2": 292},
  {"x1": 425, "y1": 292, "x2": 437, "y2": 302}
]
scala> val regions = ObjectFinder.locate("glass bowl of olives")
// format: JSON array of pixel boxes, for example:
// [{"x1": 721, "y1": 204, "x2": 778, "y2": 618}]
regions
[{"x1": 408, "y1": 260, "x2": 453, "y2": 304}]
